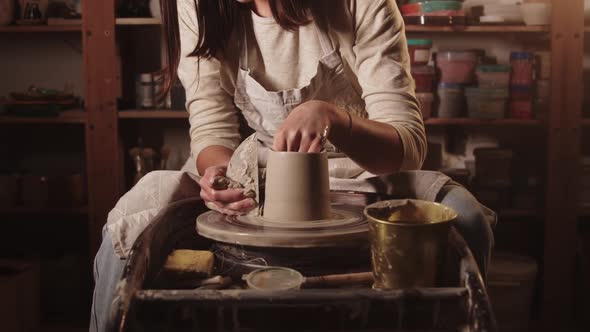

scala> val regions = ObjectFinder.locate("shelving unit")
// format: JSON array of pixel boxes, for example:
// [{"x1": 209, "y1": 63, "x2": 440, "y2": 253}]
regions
[
  {"x1": 412, "y1": 1, "x2": 579, "y2": 324},
  {"x1": 0, "y1": 6, "x2": 96, "y2": 330}
]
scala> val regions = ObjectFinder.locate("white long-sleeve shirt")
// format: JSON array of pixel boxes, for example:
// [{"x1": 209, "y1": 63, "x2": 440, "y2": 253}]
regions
[{"x1": 177, "y1": 0, "x2": 426, "y2": 171}]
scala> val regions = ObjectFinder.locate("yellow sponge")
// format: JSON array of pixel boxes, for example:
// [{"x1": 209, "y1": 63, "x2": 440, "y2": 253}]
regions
[{"x1": 163, "y1": 250, "x2": 215, "y2": 278}]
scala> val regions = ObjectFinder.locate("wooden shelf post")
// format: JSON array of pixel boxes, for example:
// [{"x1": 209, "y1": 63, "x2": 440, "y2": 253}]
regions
[
  {"x1": 83, "y1": 0, "x2": 120, "y2": 256},
  {"x1": 543, "y1": 0, "x2": 584, "y2": 323}
]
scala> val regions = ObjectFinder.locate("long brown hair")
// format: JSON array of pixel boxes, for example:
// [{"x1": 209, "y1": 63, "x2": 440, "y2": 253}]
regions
[{"x1": 161, "y1": 0, "x2": 315, "y2": 94}]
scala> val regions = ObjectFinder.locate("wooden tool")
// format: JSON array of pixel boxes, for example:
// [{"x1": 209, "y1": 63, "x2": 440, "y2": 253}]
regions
[{"x1": 303, "y1": 272, "x2": 374, "y2": 288}]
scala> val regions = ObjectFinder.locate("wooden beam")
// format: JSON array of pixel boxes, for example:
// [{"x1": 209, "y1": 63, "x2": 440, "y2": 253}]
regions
[
  {"x1": 543, "y1": 0, "x2": 584, "y2": 323},
  {"x1": 83, "y1": 0, "x2": 120, "y2": 257}
]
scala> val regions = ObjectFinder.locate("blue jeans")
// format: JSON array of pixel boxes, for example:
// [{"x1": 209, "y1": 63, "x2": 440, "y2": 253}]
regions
[{"x1": 89, "y1": 184, "x2": 494, "y2": 332}]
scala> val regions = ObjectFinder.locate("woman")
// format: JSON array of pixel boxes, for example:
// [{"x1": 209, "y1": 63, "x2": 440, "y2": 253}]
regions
[{"x1": 90, "y1": 0, "x2": 494, "y2": 331}]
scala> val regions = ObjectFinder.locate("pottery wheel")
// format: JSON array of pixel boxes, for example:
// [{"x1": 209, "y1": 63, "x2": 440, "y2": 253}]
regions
[{"x1": 196, "y1": 204, "x2": 368, "y2": 248}]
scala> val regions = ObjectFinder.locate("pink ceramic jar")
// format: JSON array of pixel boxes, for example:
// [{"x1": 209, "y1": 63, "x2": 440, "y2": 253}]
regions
[{"x1": 436, "y1": 51, "x2": 478, "y2": 84}]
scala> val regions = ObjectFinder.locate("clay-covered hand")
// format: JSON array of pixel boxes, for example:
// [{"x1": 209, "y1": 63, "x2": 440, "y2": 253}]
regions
[
  {"x1": 199, "y1": 165, "x2": 257, "y2": 216},
  {"x1": 273, "y1": 100, "x2": 343, "y2": 153}
]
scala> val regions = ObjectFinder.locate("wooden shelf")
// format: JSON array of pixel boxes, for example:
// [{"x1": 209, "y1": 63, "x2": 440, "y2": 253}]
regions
[
  {"x1": 424, "y1": 118, "x2": 542, "y2": 127},
  {"x1": 406, "y1": 25, "x2": 550, "y2": 33},
  {"x1": 116, "y1": 18, "x2": 161, "y2": 25},
  {"x1": 0, "y1": 206, "x2": 88, "y2": 215},
  {"x1": 0, "y1": 110, "x2": 87, "y2": 124},
  {"x1": 0, "y1": 25, "x2": 81, "y2": 32},
  {"x1": 119, "y1": 110, "x2": 187, "y2": 119}
]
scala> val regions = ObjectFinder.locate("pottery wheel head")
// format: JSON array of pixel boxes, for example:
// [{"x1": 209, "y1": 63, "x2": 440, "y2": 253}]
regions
[{"x1": 196, "y1": 204, "x2": 369, "y2": 248}]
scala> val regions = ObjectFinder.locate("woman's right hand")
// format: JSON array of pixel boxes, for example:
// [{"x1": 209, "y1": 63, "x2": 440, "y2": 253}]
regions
[{"x1": 198, "y1": 165, "x2": 257, "y2": 216}]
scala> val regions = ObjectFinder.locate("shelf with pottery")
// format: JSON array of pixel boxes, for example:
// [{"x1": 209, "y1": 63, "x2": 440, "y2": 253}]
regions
[
  {"x1": 115, "y1": 18, "x2": 161, "y2": 25},
  {"x1": 0, "y1": 206, "x2": 88, "y2": 215},
  {"x1": 0, "y1": 110, "x2": 87, "y2": 124},
  {"x1": 405, "y1": 25, "x2": 550, "y2": 33},
  {"x1": 118, "y1": 110, "x2": 187, "y2": 119},
  {"x1": 424, "y1": 118, "x2": 543, "y2": 127}
]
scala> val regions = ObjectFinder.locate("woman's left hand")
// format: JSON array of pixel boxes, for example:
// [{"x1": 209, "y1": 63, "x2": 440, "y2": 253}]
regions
[{"x1": 273, "y1": 100, "x2": 344, "y2": 153}]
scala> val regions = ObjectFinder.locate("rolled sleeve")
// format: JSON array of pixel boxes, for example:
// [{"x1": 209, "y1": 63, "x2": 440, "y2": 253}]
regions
[{"x1": 352, "y1": 0, "x2": 427, "y2": 170}]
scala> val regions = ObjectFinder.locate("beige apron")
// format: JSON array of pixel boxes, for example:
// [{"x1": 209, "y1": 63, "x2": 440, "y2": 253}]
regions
[{"x1": 106, "y1": 17, "x2": 495, "y2": 258}]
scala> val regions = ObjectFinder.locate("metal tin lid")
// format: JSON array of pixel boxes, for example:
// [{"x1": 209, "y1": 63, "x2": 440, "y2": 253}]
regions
[
  {"x1": 477, "y1": 65, "x2": 511, "y2": 73},
  {"x1": 407, "y1": 39, "x2": 433, "y2": 47},
  {"x1": 510, "y1": 51, "x2": 534, "y2": 60},
  {"x1": 244, "y1": 267, "x2": 304, "y2": 291}
]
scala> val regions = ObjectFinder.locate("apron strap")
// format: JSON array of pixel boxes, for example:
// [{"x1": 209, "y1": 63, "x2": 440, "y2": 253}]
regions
[{"x1": 312, "y1": 18, "x2": 336, "y2": 56}]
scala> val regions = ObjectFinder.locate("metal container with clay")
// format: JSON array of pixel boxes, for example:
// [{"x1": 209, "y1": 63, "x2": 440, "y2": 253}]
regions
[{"x1": 364, "y1": 199, "x2": 458, "y2": 290}]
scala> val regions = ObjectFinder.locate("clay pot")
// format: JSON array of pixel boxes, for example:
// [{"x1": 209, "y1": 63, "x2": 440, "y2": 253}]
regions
[{"x1": 263, "y1": 151, "x2": 331, "y2": 222}]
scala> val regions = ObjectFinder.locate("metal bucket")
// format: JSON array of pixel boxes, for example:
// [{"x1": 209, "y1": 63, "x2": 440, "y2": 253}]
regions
[{"x1": 364, "y1": 199, "x2": 458, "y2": 290}]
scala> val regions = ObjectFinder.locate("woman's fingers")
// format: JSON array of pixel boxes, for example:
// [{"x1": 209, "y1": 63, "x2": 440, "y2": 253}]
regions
[
  {"x1": 275, "y1": 129, "x2": 324, "y2": 153},
  {"x1": 298, "y1": 135, "x2": 312, "y2": 152},
  {"x1": 205, "y1": 198, "x2": 257, "y2": 215},
  {"x1": 199, "y1": 165, "x2": 257, "y2": 216},
  {"x1": 308, "y1": 136, "x2": 323, "y2": 153},
  {"x1": 273, "y1": 130, "x2": 287, "y2": 152},
  {"x1": 200, "y1": 186, "x2": 246, "y2": 204},
  {"x1": 286, "y1": 131, "x2": 301, "y2": 152}
]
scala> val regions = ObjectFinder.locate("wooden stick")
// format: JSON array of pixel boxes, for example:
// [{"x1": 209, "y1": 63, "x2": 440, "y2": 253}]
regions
[{"x1": 303, "y1": 272, "x2": 374, "y2": 288}]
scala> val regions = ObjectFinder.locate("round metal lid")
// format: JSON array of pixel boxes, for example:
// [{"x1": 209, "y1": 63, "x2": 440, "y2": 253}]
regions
[
  {"x1": 196, "y1": 204, "x2": 368, "y2": 248},
  {"x1": 244, "y1": 267, "x2": 304, "y2": 291}
]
